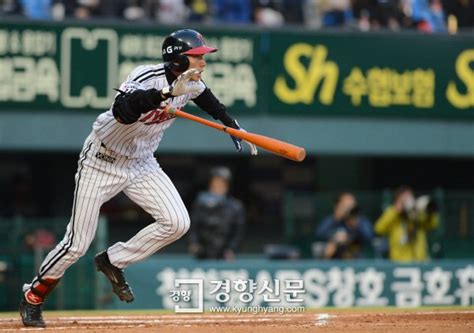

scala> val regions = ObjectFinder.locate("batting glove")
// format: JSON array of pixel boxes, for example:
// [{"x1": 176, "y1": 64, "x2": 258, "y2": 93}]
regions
[
  {"x1": 161, "y1": 68, "x2": 202, "y2": 97},
  {"x1": 229, "y1": 120, "x2": 258, "y2": 155}
]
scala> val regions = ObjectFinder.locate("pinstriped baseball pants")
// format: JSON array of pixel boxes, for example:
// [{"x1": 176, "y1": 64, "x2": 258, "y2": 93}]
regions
[{"x1": 33, "y1": 133, "x2": 190, "y2": 281}]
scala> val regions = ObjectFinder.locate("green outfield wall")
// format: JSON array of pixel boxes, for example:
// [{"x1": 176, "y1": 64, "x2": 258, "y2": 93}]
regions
[
  {"x1": 104, "y1": 257, "x2": 473, "y2": 310},
  {"x1": 1, "y1": 20, "x2": 474, "y2": 155},
  {"x1": 1, "y1": 20, "x2": 473, "y2": 118}
]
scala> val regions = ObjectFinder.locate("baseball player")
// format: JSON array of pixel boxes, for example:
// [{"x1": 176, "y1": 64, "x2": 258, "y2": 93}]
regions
[{"x1": 19, "y1": 28, "x2": 257, "y2": 327}]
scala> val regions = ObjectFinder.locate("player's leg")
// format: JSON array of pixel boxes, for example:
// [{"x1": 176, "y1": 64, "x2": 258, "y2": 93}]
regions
[
  {"x1": 20, "y1": 139, "x2": 127, "y2": 327},
  {"x1": 106, "y1": 159, "x2": 190, "y2": 268}
]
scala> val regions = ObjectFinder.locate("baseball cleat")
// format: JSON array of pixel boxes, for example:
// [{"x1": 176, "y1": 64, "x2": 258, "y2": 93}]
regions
[
  {"x1": 19, "y1": 297, "x2": 46, "y2": 327},
  {"x1": 94, "y1": 251, "x2": 135, "y2": 303}
]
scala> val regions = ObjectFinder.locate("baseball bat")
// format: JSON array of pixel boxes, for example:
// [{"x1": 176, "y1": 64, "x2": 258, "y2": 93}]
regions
[{"x1": 164, "y1": 106, "x2": 306, "y2": 162}]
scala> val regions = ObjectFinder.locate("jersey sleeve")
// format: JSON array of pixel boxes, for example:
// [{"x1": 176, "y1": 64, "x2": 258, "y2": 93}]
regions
[
  {"x1": 118, "y1": 80, "x2": 147, "y2": 94},
  {"x1": 119, "y1": 65, "x2": 159, "y2": 93},
  {"x1": 188, "y1": 80, "x2": 206, "y2": 100},
  {"x1": 192, "y1": 85, "x2": 235, "y2": 126}
]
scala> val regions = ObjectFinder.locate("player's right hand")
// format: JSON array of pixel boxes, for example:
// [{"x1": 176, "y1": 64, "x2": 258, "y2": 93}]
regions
[
  {"x1": 228, "y1": 120, "x2": 258, "y2": 155},
  {"x1": 161, "y1": 68, "x2": 202, "y2": 97}
]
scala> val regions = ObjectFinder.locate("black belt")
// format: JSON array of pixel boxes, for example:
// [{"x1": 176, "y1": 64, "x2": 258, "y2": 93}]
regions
[{"x1": 100, "y1": 142, "x2": 134, "y2": 159}]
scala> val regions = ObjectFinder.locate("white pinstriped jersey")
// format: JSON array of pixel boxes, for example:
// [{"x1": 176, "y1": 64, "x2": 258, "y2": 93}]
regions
[{"x1": 93, "y1": 63, "x2": 206, "y2": 158}]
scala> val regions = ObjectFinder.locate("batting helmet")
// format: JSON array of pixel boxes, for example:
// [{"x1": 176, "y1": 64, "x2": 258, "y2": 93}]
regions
[{"x1": 162, "y1": 29, "x2": 217, "y2": 72}]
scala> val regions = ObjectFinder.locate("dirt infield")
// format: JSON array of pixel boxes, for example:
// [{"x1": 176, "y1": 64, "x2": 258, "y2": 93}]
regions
[{"x1": 1, "y1": 308, "x2": 473, "y2": 332}]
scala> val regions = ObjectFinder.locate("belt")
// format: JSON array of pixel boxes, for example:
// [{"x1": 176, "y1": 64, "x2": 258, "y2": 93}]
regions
[{"x1": 99, "y1": 142, "x2": 135, "y2": 160}]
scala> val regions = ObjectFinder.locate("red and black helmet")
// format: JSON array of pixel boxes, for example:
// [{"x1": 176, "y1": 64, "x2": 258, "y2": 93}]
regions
[{"x1": 162, "y1": 29, "x2": 217, "y2": 72}]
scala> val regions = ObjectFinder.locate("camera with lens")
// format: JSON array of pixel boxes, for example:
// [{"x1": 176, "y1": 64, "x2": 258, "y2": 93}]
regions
[
  {"x1": 347, "y1": 205, "x2": 360, "y2": 218},
  {"x1": 402, "y1": 195, "x2": 438, "y2": 220}
]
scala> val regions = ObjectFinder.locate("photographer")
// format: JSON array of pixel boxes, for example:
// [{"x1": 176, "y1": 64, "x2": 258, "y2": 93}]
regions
[
  {"x1": 316, "y1": 192, "x2": 374, "y2": 259},
  {"x1": 374, "y1": 186, "x2": 439, "y2": 262},
  {"x1": 188, "y1": 167, "x2": 245, "y2": 260}
]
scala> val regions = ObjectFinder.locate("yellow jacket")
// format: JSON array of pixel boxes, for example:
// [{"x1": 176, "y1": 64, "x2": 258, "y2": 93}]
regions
[{"x1": 374, "y1": 206, "x2": 439, "y2": 262}]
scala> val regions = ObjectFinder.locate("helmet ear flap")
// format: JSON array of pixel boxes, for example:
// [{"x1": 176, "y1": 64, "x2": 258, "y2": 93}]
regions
[{"x1": 173, "y1": 54, "x2": 189, "y2": 72}]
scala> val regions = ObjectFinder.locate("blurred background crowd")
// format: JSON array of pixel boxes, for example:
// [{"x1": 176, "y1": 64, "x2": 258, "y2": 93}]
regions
[{"x1": 1, "y1": 0, "x2": 473, "y2": 33}]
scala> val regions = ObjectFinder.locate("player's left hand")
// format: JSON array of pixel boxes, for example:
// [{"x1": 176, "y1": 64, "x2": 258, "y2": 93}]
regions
[{"x1": 229, "y1": 120, "x2": 258, "y2": 155}]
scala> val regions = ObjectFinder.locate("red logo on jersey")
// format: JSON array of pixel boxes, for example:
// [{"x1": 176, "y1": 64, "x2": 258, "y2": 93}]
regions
[{"x1": 140, "y1": 108, "x2": 175, "y2": 125}]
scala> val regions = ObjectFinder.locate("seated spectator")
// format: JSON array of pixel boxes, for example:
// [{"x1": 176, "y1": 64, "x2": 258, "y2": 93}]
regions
[
  {"x1": 374, "y1": 186, "x2": 439, "y2": 262},
  {"x1": 252, "y1": 0, "x2": 284, "y2": 27},
  {"x1": 352, "y1": 0, "x2": 406, "y2": 31},
  {"x1": 19, "y1": 0, "x2": 52, "y2": 19},
  {"x1": 411, "y1": 0, "x2": 447, "y2": 33},
  {"x1": 212, "y1": 0, "x2": 251, "y2": 24},
  {"x1": 185, "y1": 0, "x2": 209, "y2": 22},
  {"x1": 122, "y1": 0, "x2": 147, "y2": 21},
  {"x1": 155, "y1": 0, "x2": 187, "y2": 25},
  {"x1": 315, "y1": 192, "x2": 374, "y2": 259},
  {"x1": 0, "y1": 0, "x2": 22, "y2": 16},
  {"x1": 320, "y1": 0, "x2": 352, "y2": 27},
  {"x1": 71, "y1": 0, "x2": 103, "y2": 20}
]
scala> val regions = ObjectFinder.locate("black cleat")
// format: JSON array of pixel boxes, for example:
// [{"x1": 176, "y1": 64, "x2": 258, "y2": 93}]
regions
[
  {"x1": 19, "y1": 298, "x2": 46, "y2": 327},
  {"x1": 95, "y1": 251, "x2": 135, "y2": 303}
]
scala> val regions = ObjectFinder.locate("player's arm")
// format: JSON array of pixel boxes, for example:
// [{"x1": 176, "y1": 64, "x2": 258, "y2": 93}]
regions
[
  {"x1": 193, "y1": 87, "x2": 257, "y2": 155},
  {"x1": 112, "y1": 69, "x2": 201, "y2": 124},
  {"x1": 112, "y1": 88, "x2": 167, "y2": 124}
]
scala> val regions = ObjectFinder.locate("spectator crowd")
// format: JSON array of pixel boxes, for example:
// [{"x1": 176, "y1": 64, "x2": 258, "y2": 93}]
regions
[
  {"x1": 313, "y1": 186, "x2": 440, "y2": 263},
  {"x1": 0, "y1": 0, "x2": 473, "y2": 33}
]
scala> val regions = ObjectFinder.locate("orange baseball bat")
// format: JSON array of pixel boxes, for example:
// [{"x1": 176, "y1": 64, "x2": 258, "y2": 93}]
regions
[{"x1": 164, "y1": 106, "x2": 306, "y2": 162}]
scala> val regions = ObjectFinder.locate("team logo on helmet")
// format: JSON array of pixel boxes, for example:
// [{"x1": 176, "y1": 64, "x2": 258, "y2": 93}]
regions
[{"x1": 196, "y1": 33, "x2": 205, "y2": 44}]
